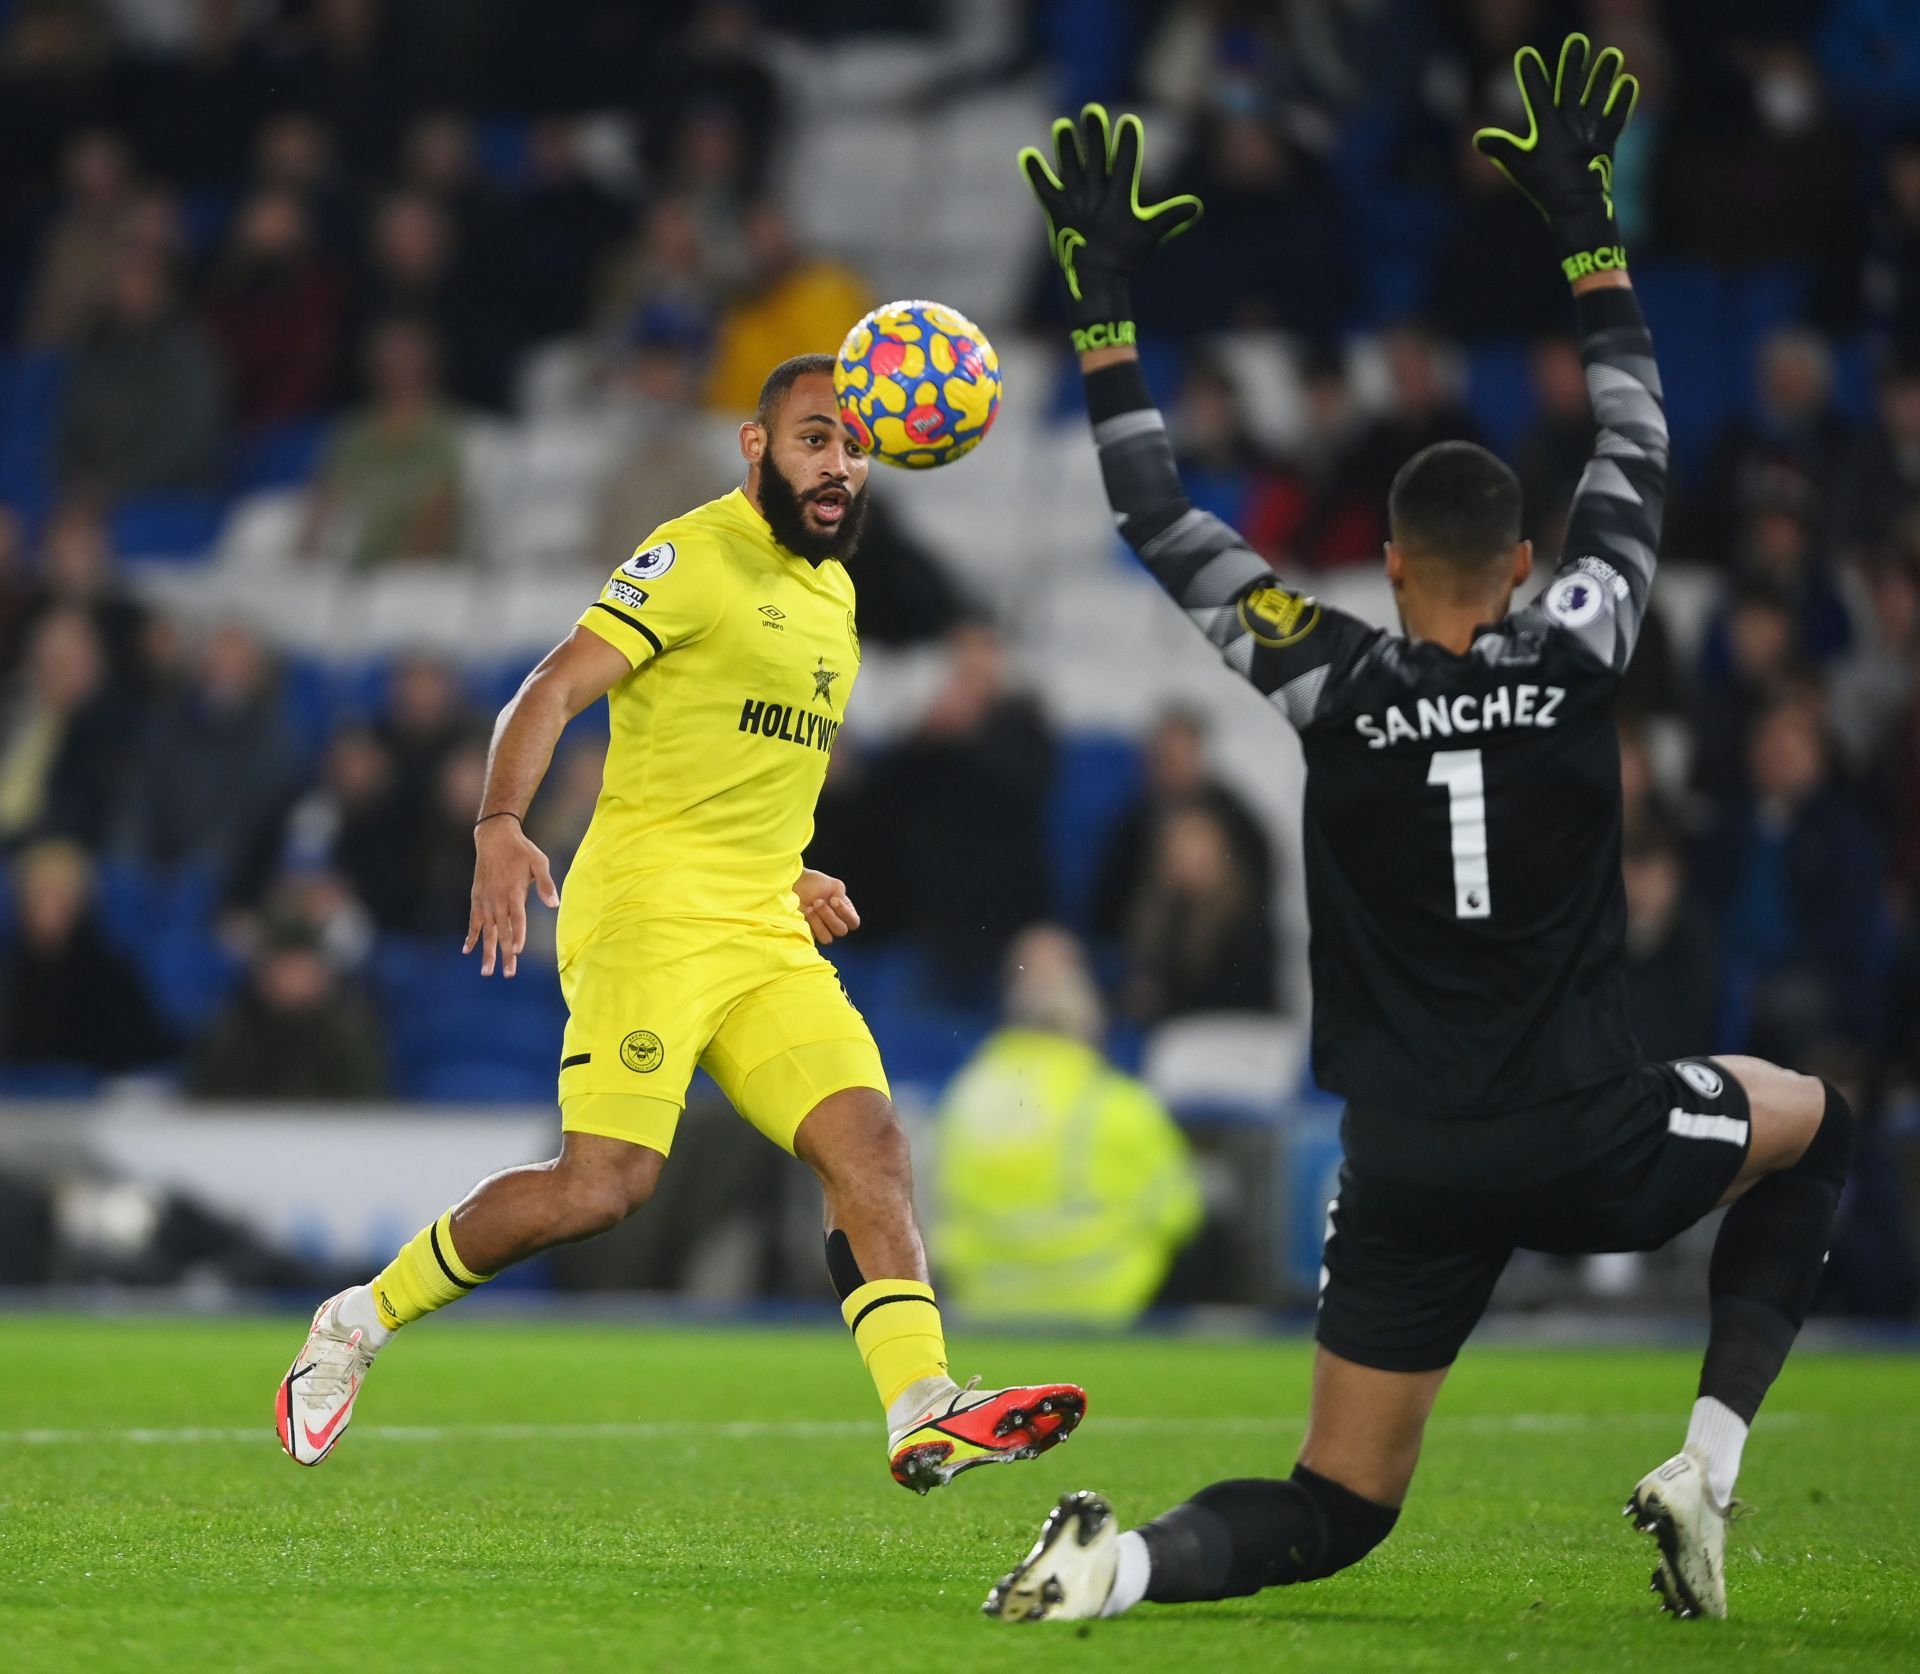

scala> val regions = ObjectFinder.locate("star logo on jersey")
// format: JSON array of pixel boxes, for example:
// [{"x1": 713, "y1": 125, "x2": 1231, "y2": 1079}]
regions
[{"x1": 811, "y1": 657, "x2": 841, "y2": 706}]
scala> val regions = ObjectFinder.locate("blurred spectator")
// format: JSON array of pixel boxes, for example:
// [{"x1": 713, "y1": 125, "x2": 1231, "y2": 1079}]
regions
[
  {"x1": 303, "y1": 317, "x2": 465, "y2": 568},
  {"x1": 1140, "y1": 113, "x2": 1355, "y2": 341},
  {"x1": 595, "y1": 195, "x2": 716, "y2": 366},
  {"x1": 702, "y1": 201, "x2": 869, "y2": 413},
  {"x1": 501, "y1": 119, "x2": 629, "y2": 351},
  {"x1": 1299, "y1": 327, "x2": 1483, "y2": 565},
  {"x1": 185, "y1": 917, "x2": 386, "y2": 1101},
  {"x1": 1092, "y1": 709, "x2": 1272, "y2": 946},
  {"x1": 1699, "y1": 498, "x2": 1852, "y2": 690},
  {"x1": 527, "y1": 734, "x2": 605, "y2": 882},
  {"x1": 933, "y1": 924, "x2": 1202, "y2": 1324},
  {"x1": 1860, "y1": 130, "x2": 1920, "y2": 357},
  {"x1": 10, "y1": 500, "x2": 152, "y2": 699},
  {"x1": 349, "y1": 190, "x2": 506, "y2": 408},
  {"x1": 0, "y1": 607, "x2": 122, "y2": 849},
  {"x1": 1690, "y1": 583, "x2": 1803, "y2": 815},
  {"x1": 865, "y1": 622, "x2": 1052, "y2": 999},
  {"x1": 118, "y1": 623, "x2": 293, "y2": 878},
  {"x1": 836, "y1": 496, "x2": 974, "y2": 649},
  {"x1": 55, "y1": 248, "x2": 226, "y2": 497},
  {"x1": 0, "y1": 2, "x2": 118, "y2": 208},
  {"x1": 1429, "y1": 126, "x2": 1567, "y2": 343},
  {"x1": 397, "y1": 111, "x2": 505, "y2": 278},
  {"x1": 377, "y1": 653, "x2": 481, "y2": 836},
  {"x1": 0, "y1": 507, "x2": 30, "y2": 676},
  {"x1": 249, "y1": 110, "x2": 358, "y2": 254},
  {"x1": 1243, "y1": 344, "x2": 1371, "y2": 567},
  {"x1": 19, "y1": 127, "x2": 138, "y2": 349},
  {"x1": 1168, "y1": 354, "x2": 1260, "y2": 530},
  {"x1": 591, "y1": 335, "x2": 734, "y2": 561},
  {"x1": 1621, "y1": 822, "x2": 1723, "y2": 1063},
  {"x1": 1835, "y1": 356, "x2": 1920, "y2": 561},
  {"x1": 0, "y1": 838, "x2": 172, "y2": 1073},
  {"x1": 1122, "y1": 800, "x2": 1278, "y2": 1023},
  {"x1": 639, "y1": 1, "x2": 781, "y2": 199},
  {"x1": 1830, "y1": 549, "x2": 1920, "y2": 780},
  {"x1": 1652, "y1": 43, "x2": 1862, "y2": 278},
  {"x1": 226, "y1": 722, "x2": 414, "y2": 933},
  {"x1": 1687, "y1": 330, "x2": 1856, "y2": 567},
  {"x1": 1705, "y1": 693, "x2": 1887, "y2": 1063},
  {"x1": 202, "y1": 188, "x2": 346, "y2": 430},
  {"x1": 1513, "y1": 336, "x2": 1593, "y2": 555},
  {"x1": 408, "y1": 732, "x2": 489, "y2": 936}
]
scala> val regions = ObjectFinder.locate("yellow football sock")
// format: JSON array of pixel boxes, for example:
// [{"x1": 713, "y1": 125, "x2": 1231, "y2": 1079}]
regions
[
  {"x1": 371, "y1": 1210, "x2": 491, "y2": 1331},
  {"x1": 842, "y1": 1278, "x2": 949, "y2": 1409}
]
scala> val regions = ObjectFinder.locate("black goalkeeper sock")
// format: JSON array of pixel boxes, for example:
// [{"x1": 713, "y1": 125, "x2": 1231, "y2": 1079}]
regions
[
  {"x1": 1699, "y1": 1081, "x2": 1852, "y2": 1423},
  {"x1": 1137, "y1": 1466, "x2": 1398, "y2": 1603}
]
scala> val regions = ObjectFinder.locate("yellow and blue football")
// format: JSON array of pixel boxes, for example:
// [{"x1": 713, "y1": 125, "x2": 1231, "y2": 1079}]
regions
[{"x1": 833, "y1": 299, "x2": 1001, "y2": 469}]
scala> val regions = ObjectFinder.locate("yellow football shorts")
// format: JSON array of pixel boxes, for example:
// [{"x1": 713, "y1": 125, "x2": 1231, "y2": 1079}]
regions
[{"x1": 555, "y1": 909, "x2": 889, "y2": 1157}]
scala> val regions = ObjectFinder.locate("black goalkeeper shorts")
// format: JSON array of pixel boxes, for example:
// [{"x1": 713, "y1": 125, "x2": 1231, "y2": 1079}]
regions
[{"x1": 1316, "y1": 1057, "x2": 1752, "y2": 1374}]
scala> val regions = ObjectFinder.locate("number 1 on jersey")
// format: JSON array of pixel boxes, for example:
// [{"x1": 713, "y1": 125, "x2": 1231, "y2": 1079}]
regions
[{"x1": 1427, "y1": 748, "x2": 1490, "y2": 919}]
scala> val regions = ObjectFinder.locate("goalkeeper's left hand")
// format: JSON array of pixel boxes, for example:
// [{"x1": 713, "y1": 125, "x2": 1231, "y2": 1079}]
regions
[
  {"x1": 1018, "y1": 105, "x2": 1202, "y2": 354},
  {"x1": 1474, "y1": 32, "x2": 1639, "y2": 285}
]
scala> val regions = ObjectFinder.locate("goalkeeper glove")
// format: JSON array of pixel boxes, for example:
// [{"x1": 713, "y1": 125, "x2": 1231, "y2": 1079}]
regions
[
  {"x1": 1018, "y1": 104, "x2": 1203, "y2": 354},
  {"x1": 1474, "y1": 33, "x2": 1639, "y2": 285}
]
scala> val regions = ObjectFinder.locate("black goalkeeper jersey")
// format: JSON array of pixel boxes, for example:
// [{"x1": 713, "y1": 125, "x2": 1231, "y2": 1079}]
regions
[{"x1": 1085, "y1": 286, "x2": 1668, "y2": 1116}]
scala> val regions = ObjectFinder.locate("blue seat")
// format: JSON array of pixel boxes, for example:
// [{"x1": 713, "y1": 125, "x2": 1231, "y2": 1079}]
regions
[
  {"x1": 233, "y1": 418, "x2": 329, "y2": 492},
  {"x1": 411, "y1": 1059, "x2": 554, "y2": 1104},
  {"x1": 1046, "y1": 732, "x2": 1142, "y2": 929},
  {"x1": 0, "y1": 1063, "x2": 104, "y2": 1097},
  {"x1": 0, "y1": 350, "x2": 66, "y2": 520},
  {"x1": 112, "y1": 492, "x2": 228, "y2": 562},
  {"x1": 1464, "y1": 341, "x2": 1536, "y2": 459}
]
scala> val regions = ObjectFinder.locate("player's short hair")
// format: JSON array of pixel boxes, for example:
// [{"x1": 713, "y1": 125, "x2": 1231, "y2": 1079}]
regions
[
  {"x1": 1388, "y1": 441, "x2": 1522, "y2": 572},
  {"x1": 756, "y1": 353, "x2": 836, "y2": 428}
]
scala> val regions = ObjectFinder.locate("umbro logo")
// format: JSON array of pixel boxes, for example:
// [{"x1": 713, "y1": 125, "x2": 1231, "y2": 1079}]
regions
[{"x1": 758, "y1": 605, "x2": 785, "y2": 631}]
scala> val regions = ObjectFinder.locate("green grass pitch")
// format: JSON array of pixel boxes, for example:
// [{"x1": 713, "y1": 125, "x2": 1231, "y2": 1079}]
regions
[{"x1": 2, "y1": 1316, "x2": 1913, "y2": 1672}]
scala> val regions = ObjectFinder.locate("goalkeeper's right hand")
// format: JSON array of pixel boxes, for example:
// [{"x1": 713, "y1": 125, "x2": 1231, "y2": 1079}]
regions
[
  {"x1": 1474, "y1": 33, "x2": 1639, "y2": 285},
  {"x1": 1018, "y1": 105, "x2": 1203, "y2": 354}
]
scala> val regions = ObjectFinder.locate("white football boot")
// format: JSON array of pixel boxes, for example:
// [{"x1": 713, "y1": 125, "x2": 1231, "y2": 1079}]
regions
[
  {"x1": 1625, "y1": 1451, "x2": 1732, "y2": 1619},
  {"x1": 275, "y1": 1291, "x2": 379, "y2": 1465},
  {"x1": 983, "y1": 1491, "x2": 1120, "y2": 1622}
]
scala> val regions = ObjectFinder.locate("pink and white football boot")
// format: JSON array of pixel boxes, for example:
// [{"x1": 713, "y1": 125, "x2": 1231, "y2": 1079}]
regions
[{"x1": 275, "y1": 1290, "x2": 380, "y2": 1465}]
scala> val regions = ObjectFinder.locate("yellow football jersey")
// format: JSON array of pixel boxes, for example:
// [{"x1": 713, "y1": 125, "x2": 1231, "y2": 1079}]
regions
[{"x1": 560, "y1": 488, "x2": 860, "y2": 949}]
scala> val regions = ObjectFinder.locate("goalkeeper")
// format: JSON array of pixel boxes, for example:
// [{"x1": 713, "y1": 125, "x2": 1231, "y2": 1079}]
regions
[{"x1": 987, "y1": 35, "x2": 1849, "y2": 1629}]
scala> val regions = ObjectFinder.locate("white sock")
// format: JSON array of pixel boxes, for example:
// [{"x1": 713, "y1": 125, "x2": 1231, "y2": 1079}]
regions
[
  {"x1": 1684, "y1": 1396, "x2": 1748, "y2": 1508},
  {"x1": 1102, "y1": 1530, "x2": 1151, "y2": 1617},
  {"x1": 333, "y1": 1284, "x2": 393, "y2": 1351},
  {"x1": 885, "y1": 1372, "x2": 958, "y2": 1432}
]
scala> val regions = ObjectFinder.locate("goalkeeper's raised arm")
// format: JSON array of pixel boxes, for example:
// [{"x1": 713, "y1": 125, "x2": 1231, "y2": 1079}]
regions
[{"x1": 1017, "y1": 105, "x2": 1379, "y2": 728}]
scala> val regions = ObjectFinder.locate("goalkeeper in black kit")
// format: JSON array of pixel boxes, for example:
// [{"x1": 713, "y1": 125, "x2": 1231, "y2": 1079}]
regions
[{"x1": 985, "y1": 36, "x2": 1852, "y2": 1626}]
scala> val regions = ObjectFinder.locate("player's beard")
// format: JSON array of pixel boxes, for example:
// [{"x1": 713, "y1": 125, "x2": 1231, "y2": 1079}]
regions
[{"x1": 757, "y1": 457, "x2": 869, "y2": 563}]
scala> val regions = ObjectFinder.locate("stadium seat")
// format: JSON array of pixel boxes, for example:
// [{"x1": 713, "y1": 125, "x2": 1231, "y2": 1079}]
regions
[
  {"x1": 1045, "y1": 732, "x2": 1141, "y2": 929},
  {"x1": 0, "y1": 350, "x2": 66, "y2": 520},
  {"x1": 232, "y1": 419, "x2": 330, "y2": 492},
  {"x1": 1465, "y1": 341, "x2": 1538, "y2": 459},
  {"x1": 112, "y1": 493, "x2": 229, "y2": 564}
]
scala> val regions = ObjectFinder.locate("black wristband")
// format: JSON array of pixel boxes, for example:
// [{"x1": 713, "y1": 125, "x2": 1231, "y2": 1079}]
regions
[{"x1": 474, "y1": 810, "x2": 522, "y2": 830}]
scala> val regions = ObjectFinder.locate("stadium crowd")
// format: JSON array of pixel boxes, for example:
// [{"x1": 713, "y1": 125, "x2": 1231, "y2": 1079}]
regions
[{"x1": 0, "y1": 2, "x2": 1915, "y2": 1310}]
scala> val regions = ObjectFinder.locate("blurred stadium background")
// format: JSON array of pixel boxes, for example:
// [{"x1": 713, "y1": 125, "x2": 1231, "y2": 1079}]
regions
[{"x1": 0, "y1": 0, "x2": 1916, "y2": 1329}]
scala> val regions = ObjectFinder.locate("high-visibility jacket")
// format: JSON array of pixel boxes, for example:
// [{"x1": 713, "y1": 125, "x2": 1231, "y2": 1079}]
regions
[{"x1": 933, "y1": 1028, "x2": 1203, "y2": 1323}]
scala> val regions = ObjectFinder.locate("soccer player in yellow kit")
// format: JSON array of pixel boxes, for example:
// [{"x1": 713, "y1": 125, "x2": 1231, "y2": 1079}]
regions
[{"x1": 276, "y1": 355, "x2": 1086, "y2": 1491}]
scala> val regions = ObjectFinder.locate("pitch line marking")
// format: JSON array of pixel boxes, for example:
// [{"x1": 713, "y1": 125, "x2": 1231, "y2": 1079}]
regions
[{"x1": 0, "y1": 1413, "x2": 1802, "y2": 1447}]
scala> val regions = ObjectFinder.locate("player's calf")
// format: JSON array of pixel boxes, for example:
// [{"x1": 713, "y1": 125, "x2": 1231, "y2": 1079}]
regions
[{"x1": 987, "y1": 1466, "x2": 1398, "y2": 1621}]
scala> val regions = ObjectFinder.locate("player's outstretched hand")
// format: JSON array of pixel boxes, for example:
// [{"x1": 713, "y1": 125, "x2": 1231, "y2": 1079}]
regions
[
  {"x1": 466, "y1": 816, "x2": 559, "y2": 979},
  {"x1": 1018, "y1": 104, "x2": 1202, "y2": 343},
  {"x1": 1474, "y1": 33, "x2": 1637, "y2": 271},
  {"x1": 796, "y1": 868, "x2": 860, "y2": 944}
]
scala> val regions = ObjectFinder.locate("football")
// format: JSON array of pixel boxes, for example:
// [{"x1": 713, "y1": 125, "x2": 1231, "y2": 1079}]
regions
[{"x1": 833, "y1": 299, "x2": 1001, "y2": 469}]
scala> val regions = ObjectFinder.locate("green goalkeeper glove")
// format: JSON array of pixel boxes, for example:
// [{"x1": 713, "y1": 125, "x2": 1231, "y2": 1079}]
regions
[
  {"x1": 1474, "y1": 33, "x2": 1640, "y2": 285},
  {"x1": 1018, "y1": 104, "x2": 1203, "y2": 353}
]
